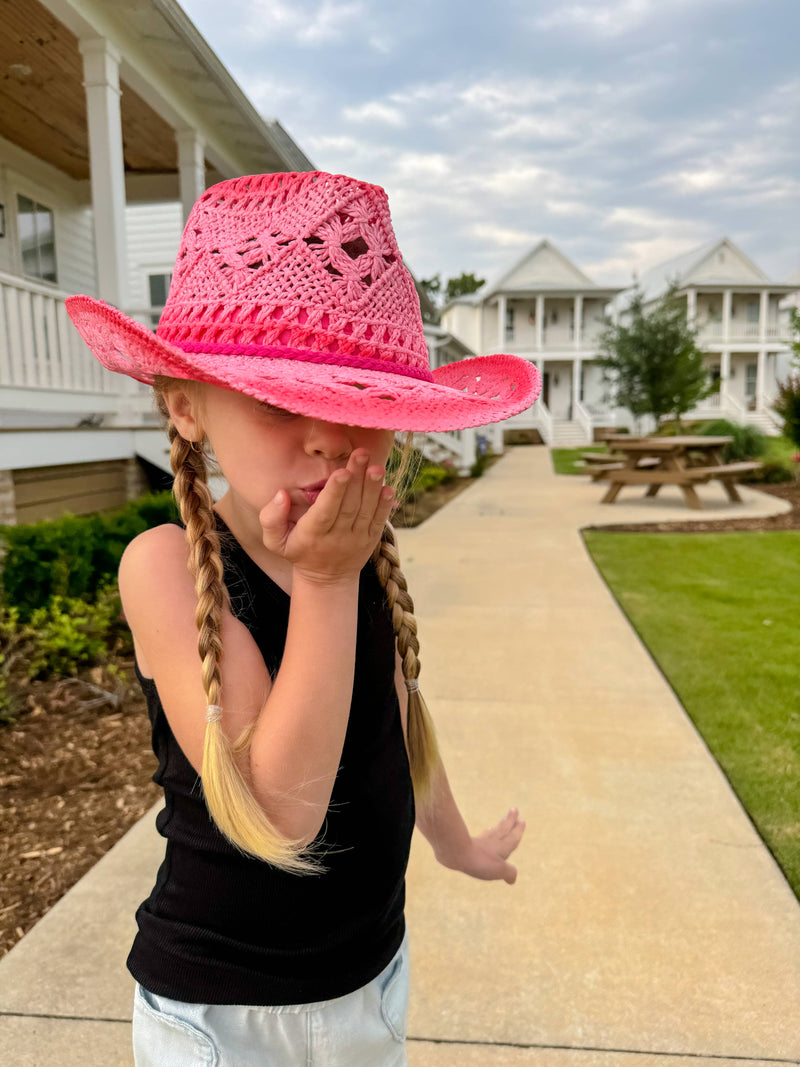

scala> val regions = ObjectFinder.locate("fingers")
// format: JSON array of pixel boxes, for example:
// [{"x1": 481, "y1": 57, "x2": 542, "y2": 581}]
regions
[
  {"x1": 310, "y1": 449, "x2": 391, "y2": 536},
  {"x1": 258, "y1": 488, "x2": 292, "y2": 552},
  {"x1": 503, "y1": 861, "x2": 518, "y2": 886}
]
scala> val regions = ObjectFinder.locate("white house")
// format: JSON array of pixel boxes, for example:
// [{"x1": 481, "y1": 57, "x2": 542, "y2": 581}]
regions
[
  {"x1": 0, "y1": 0, "x2": 314, "y2": 523},
  {"x1": 442, "y1": 237, "x2": 799, "y2": 446},
  {"x1": 442, "y1": 240, "x2": 623, "y2": 447}
]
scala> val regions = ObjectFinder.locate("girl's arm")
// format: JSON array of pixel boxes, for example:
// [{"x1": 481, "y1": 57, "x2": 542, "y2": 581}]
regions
[
  {"x1": 394, "y1": 656, "x2": 525, "y2": 884},
  {"x1": 120, "y1": 449, "x2": 394, "y2": 847}
]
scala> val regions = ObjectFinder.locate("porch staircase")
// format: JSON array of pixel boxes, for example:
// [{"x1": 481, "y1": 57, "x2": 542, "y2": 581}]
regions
[
  {"x1": 745, "y1": 409, "x2": 783, "y2": 435},
  {"x1": 550, "y1": 419, "x2": 590, "y2": 448}
]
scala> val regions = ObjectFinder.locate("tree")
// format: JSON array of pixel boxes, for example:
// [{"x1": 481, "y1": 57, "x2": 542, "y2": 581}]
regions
[
  {"x1": 419, "y1": 271, "x2": 486, "y2": 310},
  {"x1": 596, "y1": 284, "x2": 713, "y2": 430},
  {"x1": 419, "y1": 273, "x2": 442, "y2": 308},
  {"x1": 445, "y1": 272, "x2": 485, "y2": 301},
  {"x1": 773, "y1": 308, "x2": 800, "y2": 448}
]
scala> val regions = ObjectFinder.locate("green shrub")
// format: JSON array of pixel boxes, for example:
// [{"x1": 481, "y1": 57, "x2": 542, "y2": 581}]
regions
[
  {"x1": 774, "y1": 375, "x2": 800, "y2": 450},
  {"x1": 699, "y1": 419, "x2": 767, "y2": 462},
  {"x1": 0, "y1": 491, "x2": 178, "y2": 619},
  {"x1": 470, "y1": 452, "x2": 492, "y2": 478},
  {"x1": 26, "y1": 584, "x2": 124, "y2": 678},
  {"x1": 742, "y1": 459, "x2": 794, "y2": 484}
]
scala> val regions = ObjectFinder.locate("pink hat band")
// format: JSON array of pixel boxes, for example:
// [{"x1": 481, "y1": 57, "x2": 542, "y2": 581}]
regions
[
  {"x1": 172, "y1": 340, "x2": 435, "y2": 383},
  {"x1": 66, "y1": 171, "x2": 541, "y2": 432}
]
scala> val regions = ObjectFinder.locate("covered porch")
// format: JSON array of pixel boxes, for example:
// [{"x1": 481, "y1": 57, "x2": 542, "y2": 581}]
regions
[{"x1": 0, "y1": 0, "x2": 312, "y2": 431}]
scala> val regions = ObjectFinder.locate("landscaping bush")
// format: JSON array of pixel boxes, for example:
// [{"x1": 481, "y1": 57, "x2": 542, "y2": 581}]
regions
[
  {"x1": 0, "y1": 492, "x2": 178, "y2": 619},
  {"x1": 742, "y1": 459, "x2": 794, "y2": 484},
  {"x1": 0, "y1": 584, "x2": 131, "y2": 723},
  {"x1": 698, "y1": 419, "x2": 767, "y2": 462},
  {"x1": 774, "y1": 374, "x2": 800, "y2": 450}
]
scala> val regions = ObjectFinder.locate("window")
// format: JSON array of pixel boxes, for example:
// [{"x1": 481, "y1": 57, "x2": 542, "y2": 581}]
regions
[
  {"x1": 17, "y1": 195, "x2": 56, "y2": 283},
  {"x1": 148, "y1": 272, "x2": 172, "y2": 328},
  {"x1": 504, "y1": 304, "x2": 515, "y2": 342},
  {"x1": 746, "y1": 300, "x2": 759, "y2": 324}
]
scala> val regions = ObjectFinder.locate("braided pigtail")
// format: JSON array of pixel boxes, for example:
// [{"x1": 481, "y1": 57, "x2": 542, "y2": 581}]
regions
[
  {"x1": 374, "y1": 522, "x2": 441, "y2": 807},
  {"x1": 158, "y1": 391, "x2": 319, "y2": 873}
]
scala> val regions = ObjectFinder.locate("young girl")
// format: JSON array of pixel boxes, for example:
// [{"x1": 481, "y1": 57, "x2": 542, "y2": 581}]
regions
[{"x1": 66, "y1": 171, "x2": 541, "y2": 1066}]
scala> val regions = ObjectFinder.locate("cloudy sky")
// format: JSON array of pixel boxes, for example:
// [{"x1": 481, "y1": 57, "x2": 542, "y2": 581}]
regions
[{"x1": 181, "y1": 0, "x2": 799, "y2": 291}]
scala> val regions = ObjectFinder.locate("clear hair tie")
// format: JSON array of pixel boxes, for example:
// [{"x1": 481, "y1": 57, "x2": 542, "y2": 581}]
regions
[
  {"x1": 206, "y1": 704, "x2": 223, "y2": 724},
  {"x1": 404, "y1": 679, "x2": 420, "y2": 693}
]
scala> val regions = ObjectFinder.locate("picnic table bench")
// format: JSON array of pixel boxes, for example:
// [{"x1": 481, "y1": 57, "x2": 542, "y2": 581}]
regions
[
  {"x1": 596, "y1": 436, "x2": 762, "y2": 509},
  {"x1": 578, "y1": 451, "x2": 660, "y2": 482}
]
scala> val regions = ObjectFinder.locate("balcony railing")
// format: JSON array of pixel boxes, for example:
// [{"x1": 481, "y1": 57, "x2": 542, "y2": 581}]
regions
[
  {"x1": 0, "y1": 271, "x2": 150, "y2": 401},
  {"x1": 697, "y1": 321, "x2": 785, "y2": 342}
]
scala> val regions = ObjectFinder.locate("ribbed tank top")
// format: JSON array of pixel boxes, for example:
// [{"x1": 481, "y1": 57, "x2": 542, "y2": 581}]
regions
[{"x1": 126, "y1": 517, "x2": 415, "y2": 1005}]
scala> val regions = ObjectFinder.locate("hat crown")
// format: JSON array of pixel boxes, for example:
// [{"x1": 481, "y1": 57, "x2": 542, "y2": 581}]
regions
[{"x1": 156, "y1": 172, "x2": 429, "y2": 373}]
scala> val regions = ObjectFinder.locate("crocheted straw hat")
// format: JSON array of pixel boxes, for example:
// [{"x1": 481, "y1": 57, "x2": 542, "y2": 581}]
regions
[{"x1": 66, "y1": 172, "x2": 540, "y2": 432}]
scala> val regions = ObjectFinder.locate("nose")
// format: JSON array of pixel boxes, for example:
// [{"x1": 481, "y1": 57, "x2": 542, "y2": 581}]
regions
[{"x1": 303, "y1": 419, "x2": 353, "y2": 461}]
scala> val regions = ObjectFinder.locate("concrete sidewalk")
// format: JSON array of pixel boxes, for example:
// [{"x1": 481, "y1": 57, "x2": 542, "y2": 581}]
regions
[{"x1": 2, "y1": 448, "x2": 799, "y2": 1066}]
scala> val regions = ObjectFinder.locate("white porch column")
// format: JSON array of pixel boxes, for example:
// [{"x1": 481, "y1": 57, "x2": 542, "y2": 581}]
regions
[
  {"x1": 574, "y1": 294, "x2": 583, "y2": 349},
  {"x1": 176, "y1": 129, "x2": 206, "y2": 223},
  {"x1": 687, "y1": 288, "x2": 697, "y2": 329},
  {"x1": 79, "y1": 38, "x2": 128, "y2": 308},
  {"x1": 759, "y1": 289, "x2": 769, "y2": 343},
  {"x1": 756, "y1": 349, "x2": 766, "y2": 411},
  {"x1": 535, "y1": 294, "x2": 544, "y2": 350},
  {"x1": 722, "y1": 288, "x2": 732, "y2": 341},
  {"x1": 720, "y1": 349, "x2": 731, "y2": 409},
  {"x1": 572, "y1": 357, "x2": 581, "y2": 410},
  {"x1": 497, "y1": 294, "x2": 507, "y2": 351}
]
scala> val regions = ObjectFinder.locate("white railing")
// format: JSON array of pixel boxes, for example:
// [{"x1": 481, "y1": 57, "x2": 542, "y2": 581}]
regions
[
  {"x1": 534, "y1": 398, "x2": 553, "y2": 445},
  {"x1": 0, "y1": 271, "x2": 158, "y2": 403},
  {"x1": 574, "y1": 399, "x2": 594, "y2": 441},
  {"x1": 0, "y1": 271, "x2": 112, "y2": 393},
  {"x1": 697, "y1": 321, "x2": 785, "y2": 342},
  {"x1": 413, "y1": 429, "x2": 477, "y2": 476}
]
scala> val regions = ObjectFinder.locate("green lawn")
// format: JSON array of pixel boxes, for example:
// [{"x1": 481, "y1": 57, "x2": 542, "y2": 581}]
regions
[
  {"x1": 551, "y1": 445, "x2": 608, "y2": 475},
  {"x1": 583, "y1": 529, "x2": 800, "y2": 897}
]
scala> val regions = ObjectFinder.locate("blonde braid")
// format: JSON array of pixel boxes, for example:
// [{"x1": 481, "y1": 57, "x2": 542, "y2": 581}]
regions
[
  {"x1": 161, "y1": 402, "x2": 319, "y2": 874},
  {"x1": 374, "y1": 523, "x2": 440, "y2": 806}
]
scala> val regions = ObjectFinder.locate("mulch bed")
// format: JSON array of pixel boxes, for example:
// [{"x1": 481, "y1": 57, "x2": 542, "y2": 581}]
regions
[
  {"x1": 1, "y1": 473, "x2": 796, "y2": 961},
  {"x1": 0, "y1": 475, "x2": 479, "y2": 961}
]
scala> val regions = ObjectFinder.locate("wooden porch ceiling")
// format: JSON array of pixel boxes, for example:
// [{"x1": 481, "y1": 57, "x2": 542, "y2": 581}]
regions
[{"x1": 0, "y1": 0, "x2": 199, "y2": 179}]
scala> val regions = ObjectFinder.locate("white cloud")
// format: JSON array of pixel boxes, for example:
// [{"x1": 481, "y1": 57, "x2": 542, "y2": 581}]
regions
[
  {"x1": 531, "y1": 0, "x2": 742, "y2": 37},
  {"x1": 235, "y1": 0, "x2": 365, "y2": 45},
  {"x1": 341, "y1": 101, "x2": 407, "y2": 127},
  {"x1": 471, "y1": 223, "x2": 535, "y2": 247}
]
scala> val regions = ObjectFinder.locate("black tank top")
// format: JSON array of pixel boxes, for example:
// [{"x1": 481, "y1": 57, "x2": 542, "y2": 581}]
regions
[{"x1": 126, "y1": 517, "x2": 415, "y2": 1005}]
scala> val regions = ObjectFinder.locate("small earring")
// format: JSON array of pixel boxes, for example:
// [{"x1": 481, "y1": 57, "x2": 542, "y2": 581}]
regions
[{"x1": 189, "y1": 439, "x2": 203, "y2": 453}]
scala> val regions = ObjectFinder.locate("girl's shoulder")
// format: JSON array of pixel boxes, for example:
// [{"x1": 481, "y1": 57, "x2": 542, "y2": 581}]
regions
[{"x1": 118, "y1": 524, "x2": 193, "y2": 608}]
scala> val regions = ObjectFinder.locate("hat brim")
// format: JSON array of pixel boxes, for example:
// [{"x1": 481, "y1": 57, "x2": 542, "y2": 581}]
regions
[{"x1": 66, "y1": 296, "x2": 541, "y2": 432}]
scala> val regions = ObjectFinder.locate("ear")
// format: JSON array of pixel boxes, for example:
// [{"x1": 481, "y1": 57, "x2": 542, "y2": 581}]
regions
[{"x1": 163, "y1": 386, "x2": 204, "y2": 443}]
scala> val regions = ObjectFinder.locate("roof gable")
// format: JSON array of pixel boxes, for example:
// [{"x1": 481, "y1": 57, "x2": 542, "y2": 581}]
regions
[
  {"x1": 487, "y1": 240, "x2": 596, "y2": 294},
  {"x1": 637, "y1": 238, "x2": 770, "y2": 304},
  {"x1": 686, "y1": 238, "x2": 769, "y2": 285}
]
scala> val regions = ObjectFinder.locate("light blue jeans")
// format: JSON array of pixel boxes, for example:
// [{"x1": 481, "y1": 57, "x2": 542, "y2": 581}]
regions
[{"x1": 132, "y1": 932, "x2": 410, "y2": 1067}]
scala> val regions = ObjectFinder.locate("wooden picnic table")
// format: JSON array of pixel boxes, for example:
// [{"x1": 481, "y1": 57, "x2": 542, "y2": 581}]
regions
[{"x1": 597, "y1": 435, "x2": 761, "y2": 509}]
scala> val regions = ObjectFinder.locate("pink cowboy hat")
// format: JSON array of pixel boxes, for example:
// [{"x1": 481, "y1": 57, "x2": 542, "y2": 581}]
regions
[{"x1": 66, "y1": 171, "x2": 540, "y2": 432}]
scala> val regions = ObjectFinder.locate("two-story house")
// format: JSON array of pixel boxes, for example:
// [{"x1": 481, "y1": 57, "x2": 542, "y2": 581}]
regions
[
  {"x1": 628, "y1": 238, "x2": 797, "y2": 435},
  {"x1": 442, "y1": 240, "x2": 623, "y2": 447},
  {"x1": 0, "y1": 0, "x2": 314, "y2": 523},
  {"x1": 443, "y1": 237, "x2": 798, "y2": 446}
]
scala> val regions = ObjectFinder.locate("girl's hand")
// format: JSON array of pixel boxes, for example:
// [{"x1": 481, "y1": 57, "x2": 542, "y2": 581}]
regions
[
  {"x1": 259, "y1": 449, "x2": 394, "y2": 583},
  {"x1": 439, "y1": 808, "x2": 525, "y2": 885}
]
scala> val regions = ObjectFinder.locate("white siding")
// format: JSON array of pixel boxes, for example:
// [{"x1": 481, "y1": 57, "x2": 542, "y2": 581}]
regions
[
  {"x1": 0, "y1": 137, "x2": 98, "y2": 297},
  {"x1": 58, "y1": 204, "x2": 97, "y2": 297},
  {"x1": 441, "y1": 302, "x2": 481, "y2": 353},
  {"x1": 125, "y1": 201, "x2": 183, "y2": 310}
]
